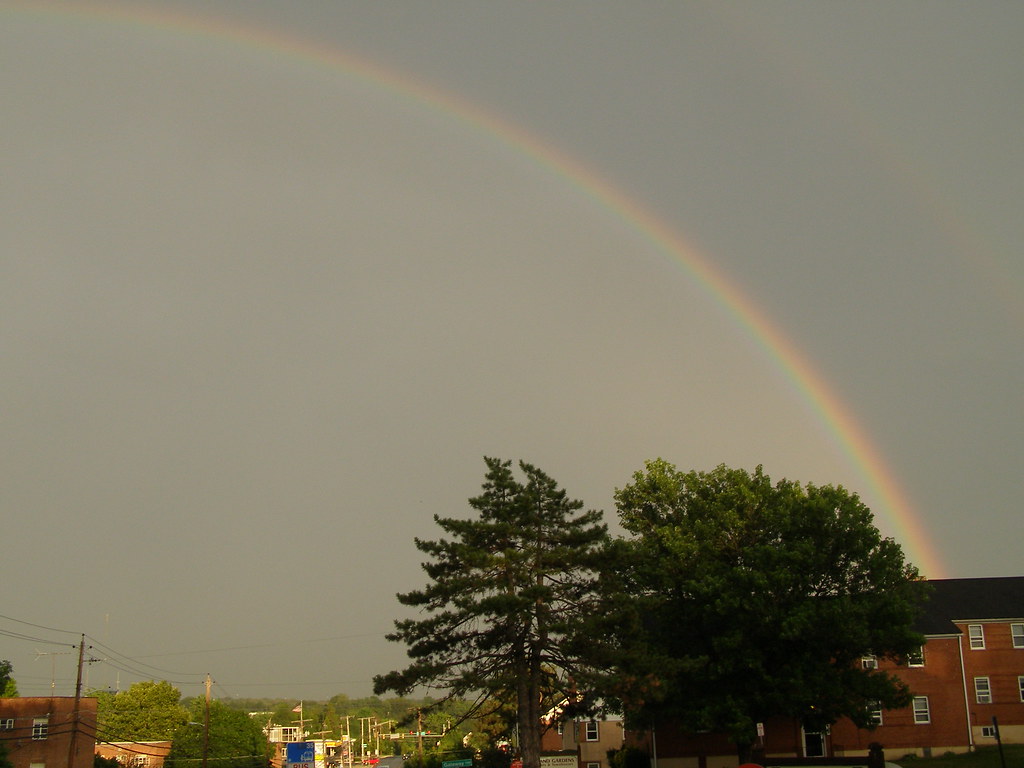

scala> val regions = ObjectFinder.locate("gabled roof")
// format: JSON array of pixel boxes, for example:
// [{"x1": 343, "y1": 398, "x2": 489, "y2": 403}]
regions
[{"x1": 916, "y1": 576, "x2": 1024, "y2": 635}]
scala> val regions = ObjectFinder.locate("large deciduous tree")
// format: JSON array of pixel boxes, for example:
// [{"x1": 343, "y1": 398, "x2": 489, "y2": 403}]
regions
[
  {"x1": 93, "y1": 681, "x2": 188, "y2": 742},
  {"x1": 374, "y1": 458, "x2": 609, "y2": 768},
  {"x1": 610, "y1": 460, "x2": 927, "y2": 761}
]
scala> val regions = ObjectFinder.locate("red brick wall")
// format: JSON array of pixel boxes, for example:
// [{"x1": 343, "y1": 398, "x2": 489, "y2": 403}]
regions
[
  {"x1": 0, "y1": 697, "x2": 98, "y2": 768},
  {"x1": 831, "y1": 636, "x2": 972, "y2": 754},
  {"x1": 956, "y1": 621, "x2": 1024, "y2": 741}
]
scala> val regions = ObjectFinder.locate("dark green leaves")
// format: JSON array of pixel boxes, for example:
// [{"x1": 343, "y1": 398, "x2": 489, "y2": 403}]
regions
[{"x1": 610, "y1": 461, "x2": 926, "y2": 747}]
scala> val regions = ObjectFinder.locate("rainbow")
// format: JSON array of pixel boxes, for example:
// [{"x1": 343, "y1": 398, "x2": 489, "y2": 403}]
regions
[{"x1": 5, "y1": 0, "x2": 946, "y2": 578}]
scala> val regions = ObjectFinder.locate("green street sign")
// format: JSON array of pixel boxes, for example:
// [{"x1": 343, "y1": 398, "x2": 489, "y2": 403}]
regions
[{"x1": 442, "y1": 760, "x2": 473, "y2": 768}]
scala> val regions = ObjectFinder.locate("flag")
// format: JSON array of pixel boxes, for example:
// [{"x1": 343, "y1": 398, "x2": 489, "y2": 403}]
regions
[{"x1": 293, "y1": 704, "x2": 302, "y2": 713}]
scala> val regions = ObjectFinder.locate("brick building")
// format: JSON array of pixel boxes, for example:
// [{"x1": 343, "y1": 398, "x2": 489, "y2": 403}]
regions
[
  {"x1": 543, "y1": 716, "x2": 624, "y2": 768},
  {"x1": 626, "y1": 576, "x2": 1024, "y2": 766},
  {"x1": 830, "y1": 576, "x2": 1024, "y2": 757},
  {"x1": 94, "y1": 741, "x2": 172, "y2": 768},
  {"x1": 0, "y1": 696, "x2": 98, "y2": 768}
]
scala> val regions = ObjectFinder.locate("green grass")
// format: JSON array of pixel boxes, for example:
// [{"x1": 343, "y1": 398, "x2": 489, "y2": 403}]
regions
[{"x1": 893, "y1": 745, "x2": 1024, "y2": 768}]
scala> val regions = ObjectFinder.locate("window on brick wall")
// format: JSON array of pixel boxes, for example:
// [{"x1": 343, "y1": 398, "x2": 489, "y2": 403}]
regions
[
  {"x1": 968, "y1": 624, "x2": 985, "y2": 649},
  {"x1": 32, "y1": 717, "x2": 48, "y2": 740},
  {"x1": 0, "y1": 718, "x2": 13, "y2": 730},
  {"x1": 913, "y1": 696, "x2": 930, "y2": 724},
  {"x1": 585, "y1": 721, "x2": 599, "y2": 741},
  {"x1": 1018, "y1": 675, "x2": 1024, "y2": 702},
  {"x1": 975, "y1": 676, "x2": 992, "y2": 703},
  {"x1": 906, "y1": 646, "x2": 925, "y2": 667},
  {"x1": 1012, "y1": 623, "x2": 1024, "y2": 649},
  {"x1": 861, "y1": 654, "x2": 878, "y2": 670},
  {"x1": 867, "y1": 702, "x2": 883, "y2": 726}
]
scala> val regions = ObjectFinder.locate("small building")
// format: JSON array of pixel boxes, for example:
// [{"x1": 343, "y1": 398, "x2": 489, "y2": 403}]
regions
[
  {"x1": 94, "y1": 741, "x2": 172, "y2": 768},
  {"x1": 0, "y1": 696, "x2": 98, "y2": 768},
  {"x1": 558, "y1": 718, "x2": 624, "y2": 768},
  {"x1": 540, "y1": 699, "x2": 624, "y2": 768}
]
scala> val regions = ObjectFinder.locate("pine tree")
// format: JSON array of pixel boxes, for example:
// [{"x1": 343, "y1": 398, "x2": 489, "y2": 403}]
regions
[{"x1": 374, "y1": 458, "x2": 609, "y2": 768}]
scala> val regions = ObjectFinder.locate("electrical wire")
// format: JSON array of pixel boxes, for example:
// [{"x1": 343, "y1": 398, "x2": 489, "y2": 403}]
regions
[
  {"x1": 93, "y1": 656, "x2": 204, "y2": 688},
  {"x1": 0, "y1": 628, "x2": 76, "y2": 647},
  {"x1": 2, "y1": 612, "x2": 382, "y2": 694},
  {"x1": 0, "y1": 614, "x2": 81, "y2": 636},
  {"x1": 86, "y1": 637, "x2": 205, "y2": 679},
  {"x1": 1, "y1": 723, "x2": 265, "y2": 763}
]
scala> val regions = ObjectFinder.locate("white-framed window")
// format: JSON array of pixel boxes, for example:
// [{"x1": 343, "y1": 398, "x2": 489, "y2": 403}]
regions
[
  {"x1": 129, "y1": 757, "x2": 150, "y2": 768},
  {"x1": 0, "y1": 718, "x2": 13, "y2": 730},
  {"x1": 861, "y1": 654, "x2": 878, "y2": 670},
  {"x1": 968, "y1": 624, "x2": 985, "y2": 649},
  {"x1": 32, "y1": 717, "x2": 48, "y2": 740},
  {"x1": 586, "y1": 763, "x2": 600, "y2": 768},
  {"x1": 1012, "y1": 623, "x2": 1024, "y2": 649},
  {"x1": 912, "y1": 696, "x2": 930, "y2": 724},
  {"x1": 802, "y1": 729, "x2": 826, "y2": 758},
  {"x1": 585, "y1": 720, "x2": 599, "y2": 741},
  {"x1": 868, "y1": 702, "x2": 883, "y2": 726},
  {"x1": 981, "y1": 725, "x2": 997, "y2": 738},
  {"x1": 975, "y1": 676, "x2": 992, "y2": 703},
  {"x1": 907, "y1": 646, "x2": 925, "y2": 667},
  {"x1": 1018, "y1": 675, "x2": 1024, "y2": 702},
  {"x1": 556, "y1": 721, "x2": 564, "y2": 735}
]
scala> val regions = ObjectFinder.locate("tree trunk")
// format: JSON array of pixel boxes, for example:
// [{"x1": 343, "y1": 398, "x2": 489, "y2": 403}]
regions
[
  {"x1": 735, "y1": 741, "x2": 753, "y2": 765},
  {"x1": 518, "y1": 676, "x2": 541, "y2": 768}
]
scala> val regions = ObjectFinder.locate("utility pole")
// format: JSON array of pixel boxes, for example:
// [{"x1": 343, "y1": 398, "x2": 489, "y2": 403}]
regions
[
  {"x1": 66, "y1": 636, "x2": 86, "y2": 768},
  {"x1": 417, "y1": 709, "x2": 423, "y2": 766},
  {"x1": 203, "y1": 674, "x2": 212, "y2": 768},
  {"x1": 359, "y1": 717, "x2": 374, "y2": 761},
  {"x1": 343, "y1": 716, "x2": 352, "y2": 768},
  {"x1": 34, "y1": 649, "x2": 74, "y2": 692}
]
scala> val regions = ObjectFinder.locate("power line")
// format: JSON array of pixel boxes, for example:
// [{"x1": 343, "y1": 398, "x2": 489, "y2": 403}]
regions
[
  {"x1": 85, "y1": 637, "x2": 204, "y2": 679},
  {"x1": 0, "y1": 614, "x2": 81, "y2": 636},
  {"x1": 0, "y1": 628, "x2": 77, "y2": 647},
  {"x1": 129, "y1": 632, "x2": 385, "y2": 660}
]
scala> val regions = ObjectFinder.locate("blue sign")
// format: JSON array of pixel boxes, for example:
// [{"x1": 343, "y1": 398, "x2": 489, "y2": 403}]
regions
[{"x1": 286, "y1": 743, "x2": 316, "y2": 766}]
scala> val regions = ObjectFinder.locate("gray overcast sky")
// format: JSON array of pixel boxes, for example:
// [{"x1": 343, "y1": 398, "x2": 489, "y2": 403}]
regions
[{"x1": 2, "y1": 1, "x2": 1021, "y2": 701}]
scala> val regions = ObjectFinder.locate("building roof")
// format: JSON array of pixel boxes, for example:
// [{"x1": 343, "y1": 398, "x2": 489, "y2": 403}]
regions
[{"x1": 916, "y1": 576, "x2": 1024, "y2": 635}]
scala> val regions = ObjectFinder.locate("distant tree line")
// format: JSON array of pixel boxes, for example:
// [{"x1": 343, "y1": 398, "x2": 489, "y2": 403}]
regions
[{"x1": 83, "y1": 681, "x2": 490, "y2": 768}]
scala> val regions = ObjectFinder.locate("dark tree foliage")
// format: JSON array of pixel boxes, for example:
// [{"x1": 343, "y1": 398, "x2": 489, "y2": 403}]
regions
[
  {"x1": 609, "y1": 461, "x2": 927, "y2": 760},
  {"x1": 374, "y1": 458, "x2": 610, "y2": 768},
  {"x1": 0, "y1": 660, "x2": 16, "y2": 698},
  {"x1": 0, "y1": 662, "x2": 15, "y2": 768},
  {"x1": 166, "y1": 700, "x2": 271, "y2": 768}
]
